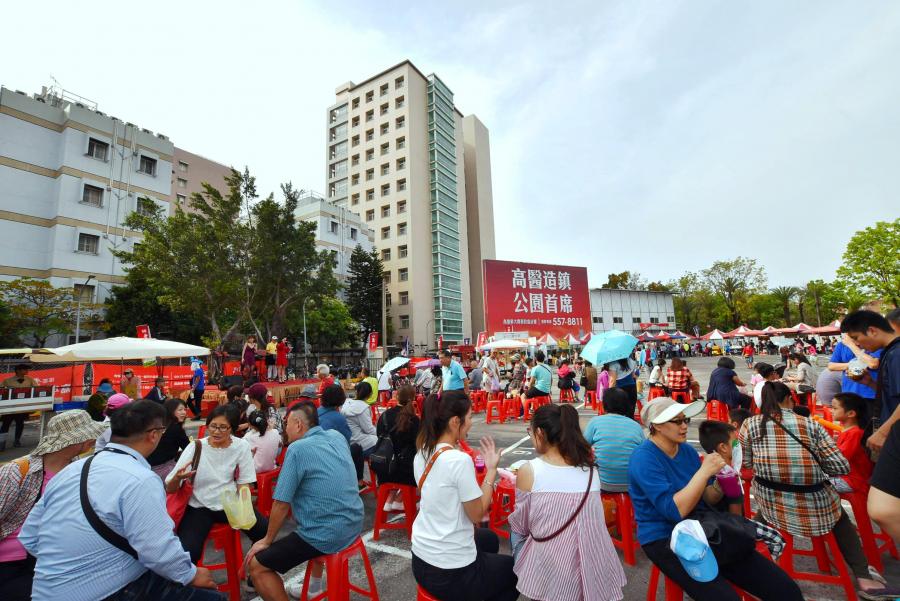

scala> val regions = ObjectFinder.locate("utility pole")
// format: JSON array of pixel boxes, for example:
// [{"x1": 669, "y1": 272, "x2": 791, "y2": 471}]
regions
[
  {"x1": 302, "y1": 298, "x2": 310, "y2": 377},
  {"x1": 381, "y1": 279, "x2": 387, "y2": 356},
  {"x1": 74, "y1": 274, "x2": 95, "y2": 343}
]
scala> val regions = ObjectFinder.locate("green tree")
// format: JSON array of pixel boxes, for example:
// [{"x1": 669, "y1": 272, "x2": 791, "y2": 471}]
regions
[
  {"x1": 292, "y1": 297, "x2": 358, "y2": 350},
  {"x1": 669, "y1": 272, "x2": 703, "y2": 333},
  {"x1": 804, "y1": 280, "x2": 829, "y2": 326},
  {"x1": 770, "y1": 286, "x2": 799, "y2": 326},
  {"x1": 746, "y1": 293, "x2": 782, "y2": 329},
  {"x1": 702, "y1": 258, "x2": 767, "y2": 327},
  {"x1": 0, "y1": 298, "x2": 21, "y2": 347},
  {"x1": 346, "y1": 245, "x2": 384, "y2": 339},
  {"x1": 836, "y1": 218, "x2": 900, "y2": 307},
  {"x1": 601, "y1": 271, "x2": 646, "y2": 290},
  {"x1": 0, "y1": 278, "x2": 80, "y2": 346}
]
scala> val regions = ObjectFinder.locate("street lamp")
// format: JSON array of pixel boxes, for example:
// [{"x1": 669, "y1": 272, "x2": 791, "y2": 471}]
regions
[
  {"x1": 302, "y1": 298, "x2": 311, "y2": 377},
  {"x1": 74, "y1": 275, "x2": 95, "y2": 343}
]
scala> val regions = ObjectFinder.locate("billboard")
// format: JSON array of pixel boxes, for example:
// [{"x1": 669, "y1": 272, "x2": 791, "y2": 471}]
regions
[{"x1": 482, "y1": 259, "x2": 592, "y2": 340}]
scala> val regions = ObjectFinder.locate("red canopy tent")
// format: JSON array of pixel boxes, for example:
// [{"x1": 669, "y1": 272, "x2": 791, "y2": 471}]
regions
[
  {"x1": 724, "y1": 325, "x2": 762, "y2": 338},
  {"x1": 777, "y1": 322, "x2": 815, "y2": 335},
  {"x1": 760, "y1": 326, "x2": 778, "y2": 335},
  {"x1": 637, "y1": 332, "x2": 656, "y2": 342},
  {"x1": 654, "y1": 332, "x2": 672, "y2": 341},
  {"x1": 808, "y1": 320, "x2": 841, "y2": 335},
  {"x1": 579, "y1": 332, "x2": 592, "y2": 345},
  {"x1": 700, "y1": 329, "x2": 726, "y2": 341}
]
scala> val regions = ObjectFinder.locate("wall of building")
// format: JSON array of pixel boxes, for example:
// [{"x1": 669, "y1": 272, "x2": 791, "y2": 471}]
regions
[
  {"x1": 462, "y1": 115, "x2": 495, "y2": 336},
  {"x1": 172, "y1": 147, "x2": 232, "y2": 211},
  {"x1": 589, "y1": 288, "x2": 677, "y2": 335},
  {"x1": 294, "y1": 193, "x2": 374, "y2": 286}
]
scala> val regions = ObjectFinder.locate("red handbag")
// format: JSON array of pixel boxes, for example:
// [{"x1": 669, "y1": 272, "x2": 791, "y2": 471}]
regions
[{"x1": 166, "y1": 440, "x2": 202, "y2": 529}]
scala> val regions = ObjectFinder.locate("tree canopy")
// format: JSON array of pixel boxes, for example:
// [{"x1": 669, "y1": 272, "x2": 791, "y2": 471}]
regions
[
  {"x1": 837, "y1": 218, "x2": 899, "y2": 308},
  {"x1": 345, "y1": 245, "x2": 384, "y2": 339},
  {"x1": 0, "y1": 278, "x2": 83, "y2": 346}
]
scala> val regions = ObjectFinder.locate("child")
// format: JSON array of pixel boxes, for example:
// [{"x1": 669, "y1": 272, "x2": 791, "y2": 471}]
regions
[
  {"x1": 830, "y1": 392, "x2": 874, "y2": 494},
  {"x1": 244, "y1": 412, "x2": 282, "y2": 473},
  {"x1": 729, "y1": 408, "x2": 751, "y2": 431},
  {"x1": 698, "y1": 420, "x2": 744, "y2": 516}
]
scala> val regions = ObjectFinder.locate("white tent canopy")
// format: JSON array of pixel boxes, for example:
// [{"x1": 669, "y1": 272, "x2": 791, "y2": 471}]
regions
[
  {"x1": 28, "y1": 337, "x2": 210, "y2": 363},
  {"x1": 478, "y1": 339, "x2": 529, "y2": 351}
]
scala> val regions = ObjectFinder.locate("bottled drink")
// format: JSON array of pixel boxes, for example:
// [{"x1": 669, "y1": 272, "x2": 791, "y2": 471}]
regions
[{"x1": 474, "y1": 455, "x2": 485, "y2": 474}]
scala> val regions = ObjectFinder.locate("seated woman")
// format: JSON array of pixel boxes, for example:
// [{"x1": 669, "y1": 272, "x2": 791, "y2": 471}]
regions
[
  {"x1": 375, "y1": 384, "x2": 420, "y2": 510},
  {"x1": 740, "y1": 382, "x2": 897, "y2": 599},
  {"x1": 166, "y1": 405, "x2": 268, "y2": 563},
  {"x1": 648, "y1": 358, "x2": 667, "y2": 391},
  {"x1": 510, "y1": 404, "x2": 625, "y2": 601},
  {"x1": 664, "y1": 357, "x2": 695, "y2": 399},
  {"x1": 411, "y1": 391, "x2": 518, "y2": 601},
  {"x1": 783, "y1": 352, "x2": 817, "y2": 397},
  {"x1": 244, "y1": 412, "x2": 281, "y2": 473},
  {"x1": 629, "y1": 397, "x2": 803, "y2": 601},
  {"x1": 583, "y1": 388, "x2": 645, "y2": 492},
  {"x1": 146, "y1": 398, "x2": 190, "y2": 480},
  {"x1": 342, "y1": 381, "x2": 379, "y2": 478},
  {"x1": 706, "y1": 356, "x2": 752, "y2": 410},
  {"x1": 246, "y1": 383, "x2": 283, "y2": 435},
  {"x1": 318, "y1": 384, "x2": 367, "y2": 488}
]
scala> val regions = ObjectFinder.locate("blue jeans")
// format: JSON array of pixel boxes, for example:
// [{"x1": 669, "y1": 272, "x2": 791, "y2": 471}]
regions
[{"x1": 104, "y1": 569, "x2": 225, "y2": 601}]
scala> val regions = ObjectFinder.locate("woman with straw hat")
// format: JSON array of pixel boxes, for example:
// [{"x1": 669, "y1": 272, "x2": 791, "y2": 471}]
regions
[{"x1": 0, "y1": 410, "x2": 106, "y2": 601}]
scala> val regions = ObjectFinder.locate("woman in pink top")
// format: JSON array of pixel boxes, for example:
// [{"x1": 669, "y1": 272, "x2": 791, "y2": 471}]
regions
[{"x1": 510, "y1": 404, "x2": 626, "y2": 601}]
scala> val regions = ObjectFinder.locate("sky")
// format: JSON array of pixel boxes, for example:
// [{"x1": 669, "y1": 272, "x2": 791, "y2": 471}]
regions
[{"x1": 3, "y1": 0, "x2": 898, "y2": 288}]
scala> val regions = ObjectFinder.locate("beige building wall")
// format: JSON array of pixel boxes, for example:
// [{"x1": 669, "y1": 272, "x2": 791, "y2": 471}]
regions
[{"x1": 172, "y1": 147, "x2": 232, "y2": 212}]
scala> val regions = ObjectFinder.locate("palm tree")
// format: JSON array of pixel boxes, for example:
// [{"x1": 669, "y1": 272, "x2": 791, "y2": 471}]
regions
[
  {"x1": 804, "y1": 280, "x2": 827, "y2": 326},
  {"x1": 770, "y1": 286, "x2": 800, "y2": 326}
]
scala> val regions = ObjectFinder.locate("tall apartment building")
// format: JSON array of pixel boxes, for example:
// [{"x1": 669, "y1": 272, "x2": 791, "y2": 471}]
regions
[
  {"x1": 326, "y1": 61, "x2": 495, "y2": 350},
  {"x1": 172, "y1": 147, "x2": 232, "y2": 211},
  {"x1": 294, "y1": 191, "x2": 375, "y2": 288}
]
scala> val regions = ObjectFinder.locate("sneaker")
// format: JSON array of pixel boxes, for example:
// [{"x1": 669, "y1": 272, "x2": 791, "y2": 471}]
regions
[
  {"x1": 389, "y1": 500, "x2": 405, "y2": 512},
  {"x1": 287, "y1": 577, "x2": 324, "y2": 599},
  {"x1": 383, "y1": 499, "x2": 395, "y2": 512},
  {"x1": 243, "y1": 577, "x2": 256, "y2": 594},
  {"x1": 868, "y1": 566, "x2": 887, "y2": 585}
]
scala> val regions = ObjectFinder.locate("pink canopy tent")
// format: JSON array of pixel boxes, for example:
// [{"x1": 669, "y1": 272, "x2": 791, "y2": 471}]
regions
[
  {"x1": 562, "y1": 333, "x2": 581, "y2": 346},
  {"x1": 724, "y1": 325, "x2": 760, "y2": 338},
  {"x1": 700, "y1": 329, "x2": 726, "y2": 341},
  {"x1": 808, "y1": 320, "x2": 841, "y2": 335},
  {"x1": 672, "y1": 330, "x2": 695, "y2": 339},
  {"x1": 654, "y1": 332, "x2": 672, "y2": 341},
  {"x1": 579, "y1": 332, "x2": 592, "y2": 345},
  {"x1": 637, "y1": 332, "x2": 656, "y2": 342},
  {"x1": 778, "y1": 322, "x2": 815, "y2": 335},
  {"x1": 537, "y1": 333, "x2": 558, "y2": 346}
]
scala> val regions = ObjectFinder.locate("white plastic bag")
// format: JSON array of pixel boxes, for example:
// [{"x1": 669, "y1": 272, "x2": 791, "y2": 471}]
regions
[{"x1": 222, "y1": 487, "x2": 257, "y2": 530}]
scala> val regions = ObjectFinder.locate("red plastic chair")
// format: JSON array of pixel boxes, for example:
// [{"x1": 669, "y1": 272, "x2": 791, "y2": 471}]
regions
[
  {"x1": 298, "y1": 536, "x2": 379, "y2": 601},
  {"x1": 416, "y1": 585, "x2": 440, "y2": 600},
  {"x1": 776, "y1": 529, "x2": 858, "y2": 601},
  {"x1": 485, "y1": 398, "x2": 505, "y2": 424},
  {"x1": 536, "y1": 395, "x2": 552, "y2": 408},
  {"x1": 706, "y1": 400, "x2": 729, "y2": 422},
  {"x1": 602, "y1": 492, "x2": 639, "y2": 566},
  {"x1": 585, "y1": 390, "x2": 598, "y2": 410},
  {"x1": 559, "y1": 388, "x2": 575, "y2": 404},
  {"x1": 502, "y1": 397, "x2": 523, "y2": 421},
  {"x1": 254, "y1": 467, "x2": 280, "y2": 517},
  {"x1": 740, "y1": 468, "x2": 754, "y2": 518},
  {"x1": 647, "y1": 565, "x2": 755, "y2": 601},
  {"x1": 489, "y1": 479, "x2": 516, "y2": 539},
  {"x1": 373, "y1": 483, "x2": 418, "y2": 540},
  {"x1": 197, "y1": 425, "x2": 207, "y2": 438},
  {"x1": 841, "y1": 490, "x2": 899, "y2": 572},
  {"x1": 359, "y1": 459, "x2": 378, "y2": 496},
  {"x1": 647, "y1": 386, "x2": 666, "y2": 401},
  {"x1": 369, "y1": 404, "x2": 380, "y2": 426},
  {"x1": 671, "y1": 390, "x2": 691, "y2": 404},
  {"x1": 198, "y1": 524, "x2": 243, "y2": 601},
  {"x1": 378, "y1": 391, "x2": 392, "y2": 406},
  {"x1": 470, "y1": 391, "x2": 487, "y2": 413},
  {"x1": 522, "y1": 396, "x2": 541, "y2": 420}
]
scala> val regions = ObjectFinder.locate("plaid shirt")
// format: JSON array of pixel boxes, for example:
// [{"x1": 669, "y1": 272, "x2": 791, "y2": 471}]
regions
[
  {"x1": 0, "y1": 454, "x2": 44, "y2": 539},
  {"x1": 739, "y1": 410, "x2": 849, "y2": 537},
  {"x1": 665, "y1": 368, "x2": 693, "y2": 391}
]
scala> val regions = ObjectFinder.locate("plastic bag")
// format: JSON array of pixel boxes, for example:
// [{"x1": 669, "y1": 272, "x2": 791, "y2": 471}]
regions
[{"x1": 222, "y1": 486, "x2": 257, "y2": 530}]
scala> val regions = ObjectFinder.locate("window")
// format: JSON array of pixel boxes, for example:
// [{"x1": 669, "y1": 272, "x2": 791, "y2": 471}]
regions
[
  {"x1": 592, "y1": 316, "x2": 603, "y2": 324},
  {"x1": 365, "y1": 209, "x2": 374, "y2": 221},
  {"x1": 395, "y1": 76, "x2": 404, "y2": 89},
  {"x1": 178, "y1": 161, "x2": 189, "y2": 172},
  {"x1": 397, "y1": 222, "x2": 407, "y2": 236},
  {"x1": 365, "y1": 90, "x2": 374, "y2": 103},
  {"x1": 380, "y1": 103, "x2": 389, "y2": 116},
  {"x1": 351, "y1": 193, "x2": 360, "y2": 206},
  {"x1": 366, "y1": 149, "x2": 374, "y2": 161},
  {"x1": 385, "y1": 293, "x2": 392, "y2": 307},
  {"x1": 351, "y1": 174, "x2": 360, "y2": 185},
  {"x1": 399, "y1": 268, "x2": 408, "y2": 281},
  {"x1": 380, "y1": 142, "x2": 390, "y2": 156},
  {"x1": 397, "y1": 178, "x2": 406, "y2": 192},
  {"x1": 329, "y1": 220, "x2": 339, "y2": 234},
  {"x1": 380, "y1": 83, "x2": 389, "y2": 96},
  {"x1": 399, "y1": 291, "x2": 409, "y2": 305},
  {"x1": 82, "y1": 184, "x2": 103, "y2": 207},
  {"x1": 381, "y1": 205, "x2": 390, "y2": 218},
  {"x1": 668, "y1": 316, "x2": 675, "y2": 322},
  {"x1": 613, "y1": 316, "x2": 623, "y2": 324},
  {"x1": 381, "y1": 248, "x2": 391, "y2": 261},
  {"x1": 74, "y1": 284, "x2": 95, "y2": 303},
  {"x1": 177, "y1": 193, "x2": 186, "y2": 204},
  {"x1": 632, "y1": 317, "x2": 641, "y2": 324},
  {"x1": 365, "y1": 168, "x2": 374, "y2": 181},
  {"x1": 397, "y1": 200, "x2": 406, "y2": 214},
  {"x1": 381, "y1": 226, "x2": 390, "y2": 240},
  {"x1": 396, "y1": 157, "x2": 406, "y2": 170},
  {"x1": 380, "y1": 122, "x2": 389, "y2": 135},
  {"x1": 650, "y1": 317, "x2": 660, "y2": 324},
  {"x1": 177, "y1": 178, "x2": 187, "y2": 189},
  {"x1": 365, "y1": 129, "x2": 374, "y2": 142},
  {"x1": 365, "y1": 109, "x2": 374, "y2": 122},
  {"x1": 398, "y1": 244, "x2": 408, "y2": 258},
  {"x1": 381, "y1": 184, "x2": 390, "y2": 196},
  {"x1": 395, "y1": 116, "x2": 405, "y2": 129},
  {"x1": 77, "y1": 232, "x2": 100, "y2": 254},
  {"x1": 87, "y1": 138, "x2": 109, "y2": 161},
  {"x1": 395, "y1": 96, "x2": 405, "y2": 109},
  {"x1": 381, "y1": 163, "x2": 389, "y2": 176},
  {"x1": 351, "y1": 154, "x2": 360, "y2": 166},
  {"x1": 136, "y1": 197, "x2": 156, "y2": 217},
  {"x1": 366, "y1": 189, "x2": 375, "y2": 201},
  {"x1": 396, "y1": 136, "x2": 406, "y2": 149},
  {"x1": 351, "y1": 116, "x2": 360, "y2": 128},
  {"x1": 352, "y1": 97, "x2": 360, "y2": 109},
  {"x1": 351, "y1": 135, "x2": 360, "y2": 147},
  {"x1": 138, "y1": 155, "x2": 157, "y2": 176},
  {"x1": 400, "y1": 315, "x2": 410, "y2": 329},
  {"x1": 383, "y1": 272, "x2": 391, "y2": 283}
]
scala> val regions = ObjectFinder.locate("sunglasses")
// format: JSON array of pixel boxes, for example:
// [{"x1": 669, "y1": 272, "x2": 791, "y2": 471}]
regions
[{"x1": 667, "y1": 417, "x2": 692, "y2": 426}]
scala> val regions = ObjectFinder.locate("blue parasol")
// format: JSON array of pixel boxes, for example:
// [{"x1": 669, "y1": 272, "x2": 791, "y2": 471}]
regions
[{"x1": 580, "y1": 330, "x2": 639, "y2": 366}]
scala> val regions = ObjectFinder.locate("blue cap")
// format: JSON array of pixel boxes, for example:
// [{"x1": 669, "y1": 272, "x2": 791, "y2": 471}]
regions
[{"x1": 672, "y1": 529, "x2": 718, "y2": 582}]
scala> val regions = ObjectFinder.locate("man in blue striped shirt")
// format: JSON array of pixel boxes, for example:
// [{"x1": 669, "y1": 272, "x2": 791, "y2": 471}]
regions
[
  {"x1": 583, "y1": 388, "x2": 645, "y2": 492},
  {"x1": 19, "y1": 401, "x2": 221, "y2": 600},
  {"x1": 246, "y1": 400, "x2": 364, "y2": 600}
]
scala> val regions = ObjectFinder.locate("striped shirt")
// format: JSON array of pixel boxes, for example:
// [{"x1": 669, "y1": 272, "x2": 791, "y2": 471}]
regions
[
  {"x1": 583, "y1": 414, "x2": 645, "y2": 492},
  {"x1": 19, "y1": 443, "x2": 195, "y2": 601}
]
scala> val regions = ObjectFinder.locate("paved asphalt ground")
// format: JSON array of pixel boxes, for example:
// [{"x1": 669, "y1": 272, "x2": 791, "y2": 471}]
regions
[{"x1": 4, "y1": 355, "x2": 898, "y2": 599}]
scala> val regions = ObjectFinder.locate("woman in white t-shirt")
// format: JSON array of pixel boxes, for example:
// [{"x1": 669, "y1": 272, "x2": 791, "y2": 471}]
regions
[
  {"x1": 411, "y1": 390, "x2": 519, "y2": 601},
  {"x1": 244, "y1": 412, "x2": 282, "y2": 473},
  {"x1": 166, "y1": 404, "x2": 269, "y2": 562}
]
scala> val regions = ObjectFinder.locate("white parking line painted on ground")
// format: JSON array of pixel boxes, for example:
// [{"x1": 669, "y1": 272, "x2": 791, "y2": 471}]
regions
[{"x1": 500, "y1": 435, "x2": 530, "y2": 455}]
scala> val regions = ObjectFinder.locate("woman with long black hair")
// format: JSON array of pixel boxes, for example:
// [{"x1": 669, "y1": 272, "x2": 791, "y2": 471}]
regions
[
  {"x1": 411, "y1": 390, "x2": 518, "y2": 601},
  {"x1": 375, "y1": 385, "x2": 420, "y2": 510},
  {"x1": 146, "y1": 398, "x2": 190, "y2": 480},
  {"x1": 605, "y1": 355, "x2": 638, "y2": 418}
]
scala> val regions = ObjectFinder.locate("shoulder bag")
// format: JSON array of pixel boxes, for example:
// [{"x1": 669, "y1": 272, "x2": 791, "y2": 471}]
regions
[
  {"x1": 166, "y1": 439, "x2": 202, "y2": 529},
  {"x1": 369, "y1": 416, "x2": 397, "y2": 481},
  {"x1": 529, "y1": 467, "x2": 593, "y2": 542},
  {"x1": 417, "y1": 446, "x2": 454, "y2": 489},
  {"x1": 80, "y1": 450, "x2": 139, "y2": 559}
]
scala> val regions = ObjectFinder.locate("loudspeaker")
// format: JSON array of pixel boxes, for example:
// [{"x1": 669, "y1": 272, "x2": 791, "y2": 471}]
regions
[{"x1": 219, "y1": 375, "x2": 243, "y2": 391}]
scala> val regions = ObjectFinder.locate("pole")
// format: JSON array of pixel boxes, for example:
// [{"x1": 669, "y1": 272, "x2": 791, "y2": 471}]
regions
[
  {"x1": 302, "y1": 299, "x2": 309, "y2": 377},
  {"x1": 74, "y1": 275, "x2": 95, "y2": 343},
  {"x1": 381, "y1": 279, "x2": 387, "y2": 353}
]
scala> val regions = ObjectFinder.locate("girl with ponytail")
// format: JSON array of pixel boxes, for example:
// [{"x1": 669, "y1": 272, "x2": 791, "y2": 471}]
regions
[{"x1": 508, "y1": 404, "x2": 626, "y2": 600}]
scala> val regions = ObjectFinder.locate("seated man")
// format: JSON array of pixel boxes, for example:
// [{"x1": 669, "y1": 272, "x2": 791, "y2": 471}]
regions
[
  {"x1": 19, "y1": 401, "x2": 220, "y2": 601},
  {"x1": 583, "y1": 387, "x2": 645, "y2": 492},
  {"x1": 246, "y1": 400, "x2": 364, "y2": 600}
]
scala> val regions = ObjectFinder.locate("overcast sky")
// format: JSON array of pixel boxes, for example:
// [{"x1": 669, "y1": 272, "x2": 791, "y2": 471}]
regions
[{"x1": 4, "y1": 1, "x2": 898, "y2": 288}]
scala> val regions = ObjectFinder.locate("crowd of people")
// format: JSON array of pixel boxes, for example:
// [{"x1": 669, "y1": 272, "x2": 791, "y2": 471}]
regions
[{"x1": 0, "y1": 308, "x2": 899, "y2": 600}]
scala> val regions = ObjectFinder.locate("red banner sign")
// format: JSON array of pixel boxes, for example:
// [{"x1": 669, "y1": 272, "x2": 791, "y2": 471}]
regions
[
  {"x1": 640, "y1": 323, "x2": 669, "y2": 329},
  {"x1": 476, "y1": 331, "x2": 487, "y2": 349},
  {"x1": 482, "y1": 259, "x2": 592, "y2": 340},
  {"x1": 368, "y1": 332, "x2": 379, "y2": 351},
  {"x1": 0, "y1": 366, "x2": 86, "y2": 401},
  {"x1": 135, "y1": 325, "x2": 151, "y2": 339},
  {"x1": 91, "y1": 364, "x2": 195, "y2": 397}
]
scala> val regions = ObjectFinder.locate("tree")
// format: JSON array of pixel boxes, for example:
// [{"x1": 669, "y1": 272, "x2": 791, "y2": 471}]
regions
[
  {"x1": 770, "y1": 286, "x2": 799, "y2": 327},
  {"x1": 669, "y1": 273, "x2": 703, "y2": 333},
  {"x1": 647, "y1": 281, "x2": 671, "y2": 292},
  {"x1": 346, "y1": 245, "x2": 384, "y2": 339},
  {"x1": 746, "y1": 293, "x2": 782, "y2": 329},
  {"x1": 804, "y1": 280, "x2": 828, "y2": 326},
  {"x1": 601, "y1": 271, "x2": 647, "y2": 290},
  {"x1": 0, "y1": 278, "x2": 80, "y2": 346},
  {"x1": 702, "y1": 258, "x2": 767, "y2": 327},
  {"x1": 836, "y1": 218, "x2": 900, "y2": 308},
  {"x1": 0, "y1": 298, "x2": 22, "y2": 347},
  {"x1": 293, "y1": 297, "x2": 358, "y2": 350}
]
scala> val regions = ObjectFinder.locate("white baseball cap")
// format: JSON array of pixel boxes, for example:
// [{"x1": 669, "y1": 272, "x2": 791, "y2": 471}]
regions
[{"x1": 641, "y1": 397, "x2": 706, "y2": 425}]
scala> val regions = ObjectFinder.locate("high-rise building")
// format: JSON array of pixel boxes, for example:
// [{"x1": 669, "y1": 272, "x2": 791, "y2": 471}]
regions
[{"x1": 325, "y1": 60, "x2": 495, "y2": 350}]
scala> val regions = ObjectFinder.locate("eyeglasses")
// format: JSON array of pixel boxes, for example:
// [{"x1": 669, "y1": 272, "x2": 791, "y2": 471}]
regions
[
  {"x1": 207, "y1": 424, "x2": 231, "y2": 432},
  {"x1": 667, "y1": 417, "x2": 691, "y2": 426},
  {"x1": 145, "y1": 427, "x2": 167, "y2": 434}
]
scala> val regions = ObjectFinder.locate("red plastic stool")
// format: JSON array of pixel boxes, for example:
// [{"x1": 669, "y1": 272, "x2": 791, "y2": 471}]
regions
[
  {"x1": 776, "y1": 529, "x2": 858, "y2": 601},
  {"x1": 559, "y1": 388, "x2": 575, "y2": 403},
  {"x1": 602, "y1": 492, "x2": 639, "y2": 566},
  {"x1": 706, "y1": 400, "x2": 728, "y2": 422},
  {"x1": 537, "y1": 395, "x2": 552, "y2": 407},
  {"x1": 254, "y1": 467, "x2": 281, "y2": 517},
  {"x1": 198, "y1": 524, "x2": 243, "y2": 601},
  {"x1": 489, "y1": 479, "x2": 516, "y2": 539},
  {"x1": 378, "y1": 391, "x2": 392, "y2": 406},
  {"x1": 648, "y1": 386, "x2": 666, "y2": 401},
  {"x1": 671, "y1": 390, "x2": 691, "y2": 403},
  {"x1": 647, "y1": 565, "x2": 755, "y2": 601},
  {"x1": 502, "y1": 396, "x2": 522, "y2": 420},
  {"x1": 470, "y1": 391, "x2": 487, "y2": 413},
  {"x1": 523, "y1": 396, "x2": 542, "y2": 420},
  {"x1": 740, "y1": 468, "x2": 753, "y2": 518},
  {"x1": 841, "y1": 490, "x2": 899, "y2": 572},
  {"x1": 585, "y1": 390, "x2": 597, "y2": 409},
  {"x1": 197, "y1": 424, "x2": 207, "y2": 438},
  {"x1": 299, "y1": 536, "x2": 379, "y2": 601},
  {"x1": 373, "y1": 483, "x2": 417, "y2": 540},
  {"x1": 416, "y1": 585, "x2": 440, "y2": 600},
  {"x1": 369, "y1": 404, "x2": 380, "y2": 426},
  {"x1": 359, "y1": 459, "x2": 377, "y2": 496},
  {"x1": 485, "y1": 399, "x2": 505, "y2": 424}
]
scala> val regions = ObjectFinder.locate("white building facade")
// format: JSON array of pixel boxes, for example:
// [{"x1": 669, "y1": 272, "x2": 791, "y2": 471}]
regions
[{"x1": 590, "y1": 288, "x2": 677, "y2": 335}]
